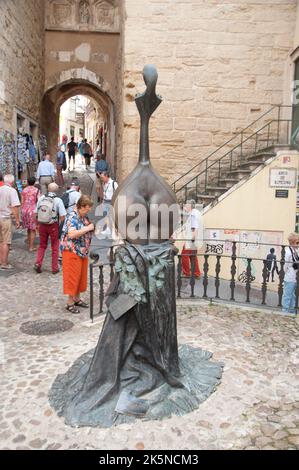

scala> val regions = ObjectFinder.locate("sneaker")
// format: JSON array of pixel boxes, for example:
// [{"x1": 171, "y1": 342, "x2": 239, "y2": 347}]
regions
[
  {"x1": 52, "y1": 270, "x2": 60, "y2": 275},
  {"x1": 0, "y1": 264, "x2": 13, "y2": 270},
  {"x1": 34, "y1": 264, "x2": 42, "y2": 274}
]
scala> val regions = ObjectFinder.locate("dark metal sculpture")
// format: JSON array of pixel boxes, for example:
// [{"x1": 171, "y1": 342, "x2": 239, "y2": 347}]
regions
[
  {"x1": 49, "y1": 65, "x2": 223, "y2": 428},
  {"x1": 113, "y1": 64, "x2": 179, "y2": 244}
]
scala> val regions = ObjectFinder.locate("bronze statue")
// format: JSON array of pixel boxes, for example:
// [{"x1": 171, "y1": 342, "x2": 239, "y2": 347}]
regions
[
  {"x1": 49, "y1": 65, "x2": 223, "y2": 428},
  {"x1": 113, "y1": 65, "x2": 179, "y2": 244}
]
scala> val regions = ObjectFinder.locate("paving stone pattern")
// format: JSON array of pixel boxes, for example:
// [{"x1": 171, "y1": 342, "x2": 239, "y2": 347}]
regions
[{"x1": 0, "y1": 168, "x2": 298, "y2": 450}]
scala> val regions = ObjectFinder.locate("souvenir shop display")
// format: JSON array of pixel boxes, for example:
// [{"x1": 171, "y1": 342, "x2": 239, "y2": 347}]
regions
[
  {"x1": 17, "y1": 133, "x2": 29, "y2": 171},
  {"x1": 0, "y1": 129, "x2": 16, "y2": 176}
]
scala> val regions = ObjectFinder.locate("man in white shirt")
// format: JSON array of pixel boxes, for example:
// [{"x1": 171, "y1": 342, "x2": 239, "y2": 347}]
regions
[
  {"x1": 35, "y1": 183, "x2": 66, "y2": 274},
  {"x1": 181, "y1": 199, "x2": 202, "y2": 278},
  {"x1": 282, "y1": 232, "x2": 299, "y2": 314},
  {"x1": 66, "y1": 180, "x2": 81, "y2": 214},
  {"x1": 0, "y1": 174, "x2": 20, "y2": 269},
  {"x1": 36, "y1": 154, "x2": 55, "y2": 195},
  {"x1": 99, "y1": 171, "x2": 118, "y2": 237}
]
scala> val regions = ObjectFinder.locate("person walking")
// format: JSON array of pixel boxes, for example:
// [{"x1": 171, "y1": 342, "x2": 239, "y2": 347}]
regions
[
  {"x1": 36, "y1": 154, "x2": 55, "y2": 195},
  {"x1": 56, "y1": 146, "x2": 65, "y2": 187},
  {"x1": 99, "y1": 171, "x2": 118, "y2": 238},
  {"x1": 65, "y1": 179, "x2": 81, "y2": 214},
  {"x1": 95, "y1": 153, "x2": 108, "y2": 203},
  {"x1": 181, "y1": 199, "x2": 201, "y2": 278},
  {"x1": 34, "y1": 182, "x2": 66, "y2": 274},
  {"x1": 67, "y1": 137, "x2": 78, "y2": 171},
  {"x1": 0, "y1": 174, "x2": 20, "y2": 270},
  {"x1": 266, "y1": 247, "x2": 280, "y2": 282},
  {"x1": 21, "y1": 176, "x2": 40, "y2": 252},
  {"x1": 60, "y1": 195, "x2": 94, "y2": 314},
  {"x1": 282, "y1": 232, "x2": 299, "y2": 314},
  {"x1": 78, "y1": 139, "x2": 85, "y2": 165},
  {"x1": 82, "y1": 139, "x2": 92, "y2": 171}
]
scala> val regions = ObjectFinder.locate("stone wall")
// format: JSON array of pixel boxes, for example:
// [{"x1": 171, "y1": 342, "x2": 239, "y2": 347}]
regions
[
  {"x1": 0, "y1": 0, "x2": 45, "y2": 132},
  {"x1": 120, "y1": 0, "x2": 297, "y2": 185}
]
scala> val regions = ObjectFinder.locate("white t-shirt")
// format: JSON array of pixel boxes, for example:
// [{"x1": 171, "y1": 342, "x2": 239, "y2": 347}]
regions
[
  {"x1": 284, "y1": 247, "x2": 299, "y2": 283},
  {"x1": 66, "y1": 189, "x2": 81, "y2": 214},
  {"x1": 0, "y1": 185, "x2": 20, "y2": 218},
  {"x1": 103, "y1": 178, "x2": 118, "y2": 202}
]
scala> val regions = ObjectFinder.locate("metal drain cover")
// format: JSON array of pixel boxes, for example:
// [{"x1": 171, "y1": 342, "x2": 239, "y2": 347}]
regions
[{"x1": 20, "y1": 319, "x2": 74, "y2": 336}]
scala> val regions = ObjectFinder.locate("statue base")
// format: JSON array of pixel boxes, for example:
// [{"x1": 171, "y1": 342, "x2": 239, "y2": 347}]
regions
[{"x1": 49, "y1": 343, "x2": 223, "y2": 428}]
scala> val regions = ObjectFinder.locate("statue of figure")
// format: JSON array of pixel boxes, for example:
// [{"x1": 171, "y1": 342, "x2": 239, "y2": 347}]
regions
[
  {"x1": 49, "y1": 66, "x2": 223, "y2": 428},
  {"x1": 79, "y1": 0, "x2": 90, "y2": 24}
]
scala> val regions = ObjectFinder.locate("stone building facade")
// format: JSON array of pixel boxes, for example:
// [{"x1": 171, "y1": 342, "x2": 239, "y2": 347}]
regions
[
  {"x1": 0, "y1": 0, "x2": 45, "y2": 135},
  {"x1": 120, "y1": 0, "x2": 299, "y2": 183},
  {"x1": 1, "y1": 0, "x2": 299, "y2": 184}
]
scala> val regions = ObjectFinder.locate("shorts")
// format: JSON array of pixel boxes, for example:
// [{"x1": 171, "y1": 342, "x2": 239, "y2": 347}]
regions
[
  {"x1": 69, "y1": 153, "x2": 75, "y2": 159},
  {"x1": 84, "y1": 154, "x2": 91, "y2": 166},
  {"x1": 0, "y1": 218, "x2": 12, "y2": 244}
]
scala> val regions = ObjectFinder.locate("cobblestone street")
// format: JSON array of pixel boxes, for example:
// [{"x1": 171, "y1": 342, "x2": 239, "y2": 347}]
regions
[{"x1": 1, "y1": 187, "x2": 298, "y2": 450}]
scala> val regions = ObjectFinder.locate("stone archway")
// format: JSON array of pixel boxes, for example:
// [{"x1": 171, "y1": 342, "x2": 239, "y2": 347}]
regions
[{"x1": 41, "y1": 69, "x2": 116, "y2": 174}]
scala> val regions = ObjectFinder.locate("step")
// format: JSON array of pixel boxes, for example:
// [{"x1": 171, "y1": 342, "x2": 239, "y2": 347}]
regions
[
  {"x1": 205, "y1": 186, "x2": 227, "y2": 195},
  {"x1": 238, "y1": 160, "x2": 264, "y2": 171},
  {"x1": 247, "y1": 152, "x2": 276, "y2": 162},
  {"x1": 196, "y1": 194, "x2": 216, "y2": 204},
  {"x1": 225, "y1": 169, "x2": 252, "y2": 178},
  {"x1": 218, "y1": 178, "x2": 239, "y2": 188}
]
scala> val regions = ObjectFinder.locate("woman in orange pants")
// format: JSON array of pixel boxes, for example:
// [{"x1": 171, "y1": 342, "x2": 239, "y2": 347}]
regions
[{"x1": 60, "y1": 195, "x2": 94, "y2": 314}]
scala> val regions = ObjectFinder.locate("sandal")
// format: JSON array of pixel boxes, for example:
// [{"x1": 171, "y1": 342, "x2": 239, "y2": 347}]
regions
[
  {"x1": 74, "y1": 299, "x2": 89, "y2": 308},
  {"x1": 66, "y1": 304, "x2": 80, "y2": 314}
]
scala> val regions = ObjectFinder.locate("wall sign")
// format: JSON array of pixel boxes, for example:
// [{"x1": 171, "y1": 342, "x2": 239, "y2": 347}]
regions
[
  {"x1": 269, "y1": 168, "x2": 296, "y2": 188},
  {"x1": 275, "y1": 189, "x2": 289, "y2": 198}
]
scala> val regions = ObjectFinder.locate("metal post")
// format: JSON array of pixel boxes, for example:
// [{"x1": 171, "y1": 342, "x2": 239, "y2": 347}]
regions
[
  {"x1": 277, "y1": 245, "x2": 286, "y2": 307},
  {"x1": 245, "y1": 258, "x2": 252, "y2": 303},
  {"x1": 99, "y1": 265, "x2": 104, "y2": 314},
  {"x1": 277, "y1": 105, "x2": 281, "y2": 144},
  {"x1": 240, "y1": 131, "x2": 243, "y2": 161},
  {"x1": 205, "y1": 160, "x2": 208, "y2": 192},
  {"x1": 89, "y1": 263, "x2": 94, "y2": 322},
  {"x1": 177, "y1": 254, "x2": 182, "y2": 298},
  {"x1": 203, "y1": 254, "x2": 209, "y2": 298},
  {"x1": 261, "y1": 260, "x2": 268, "y2": 305},
  {"x1": 215, "y1": 255, "x2": 221, "y2": 299},
  {"x1": 190, "y1": 253, "x2": 196, "y2": 298},
  {"x1": 230, "y1": 241, "x2": 237, "y2": 301}
]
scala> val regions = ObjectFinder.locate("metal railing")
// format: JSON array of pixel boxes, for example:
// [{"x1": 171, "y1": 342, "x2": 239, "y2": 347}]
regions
[
  {"x1": 172, "y1": 105, "x2": 293, "y2": 202},
  {"x1": 89, "y1": 240, "x2": 298, "y2": 321}
]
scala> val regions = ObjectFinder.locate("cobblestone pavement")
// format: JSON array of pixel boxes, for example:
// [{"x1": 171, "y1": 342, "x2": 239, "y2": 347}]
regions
[{"x1": 0, "y1": 168, "x2": 299, "y2": 450}]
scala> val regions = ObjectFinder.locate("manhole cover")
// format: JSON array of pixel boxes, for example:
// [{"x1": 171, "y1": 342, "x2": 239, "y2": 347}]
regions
[{"x1": 20, "y1": 319, "x2": 74, "y2": 336}]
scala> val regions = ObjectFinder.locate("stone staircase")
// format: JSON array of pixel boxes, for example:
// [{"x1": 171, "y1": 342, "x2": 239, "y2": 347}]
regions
[
  {"x1": 181, "y1": 148, "x2": 278, "y2": 207},
  {"x1": 172, "y1": 105, "x2": 293, "y2": 207}
]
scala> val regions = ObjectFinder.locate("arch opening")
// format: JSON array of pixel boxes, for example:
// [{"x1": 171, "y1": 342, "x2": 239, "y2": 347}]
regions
[{"x1": 41, "y1": 78, "x2": 116, "y2": 175}]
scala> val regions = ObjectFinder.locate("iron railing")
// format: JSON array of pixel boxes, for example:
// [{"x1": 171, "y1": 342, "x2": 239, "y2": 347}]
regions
[
  {"x1": 172, "y1": 105, "x2": 293, "y2": 202},
  {"x1": 89, "y1": 240, "x2": 298, "y2": 322}
]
